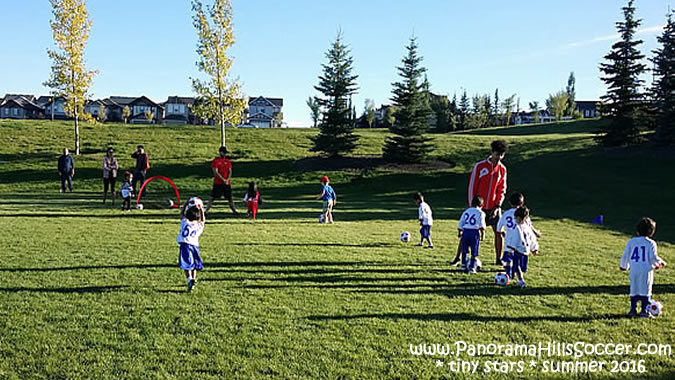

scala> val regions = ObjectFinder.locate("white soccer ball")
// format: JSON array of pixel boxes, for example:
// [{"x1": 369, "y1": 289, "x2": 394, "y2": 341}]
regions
[
  {"x1": 136, "y1": 203, "x2": 144, "y2": 210},
  {"x1": 318, "y1": 213, "x2": 325, "y2": 223},
  {"x1": 166, "y1": 199, "x2": 175, "y2": 208},
  {"x1": 495, "y1": 272, "x2": 510, "y2": 286},
  {"x1": 400, "y1": 231, "x2": 411, "y2": 243},
  {"x1": 647, "y1": 300, "x2": 663, "y2": 317},
  {"x1": 474, "y1": 258, "x2": 482, "y2": 271},
  {"x1": 187, "y1": 197, "x2": 203, "y2": 210}
]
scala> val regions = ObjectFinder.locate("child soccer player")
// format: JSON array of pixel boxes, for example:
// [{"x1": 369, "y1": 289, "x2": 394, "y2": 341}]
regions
[
  {"x1": 120, "y1": 171, "x2": 134, "y2": 211},
  {"x1": 497, "y1": 192, "x2": 542, "y2": 278},
  {"x1": 458, "y1": 196, "x2": 486, "y2": 273},
  {"x1": 178, "y1": 201, "x2": 206, "y2": 292},
  {"x1": 243, "y1": 181, "x2": 263, "y2": 220},
  {"x1": 316, "y1": 176, "x2": 336, "y2": 224},
  {"x1": 414, "y1": 192, "x2": 434, "y2": 248},
  {"x1": 619, "y1": 217, "x2": 666, "y2": 318},
  {"x1": 504, "y1": 206, "x2": 536, "y2": 288}
]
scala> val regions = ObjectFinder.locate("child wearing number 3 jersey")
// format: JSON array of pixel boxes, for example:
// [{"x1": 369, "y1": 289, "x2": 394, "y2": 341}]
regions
[
  {"x1": 458, "y1": 196, "x2": 486, "y2": 274},
  {"x1": 620, "y1": 217, "x2": 666, "y2": 318},
  {"x1": 178, "y1": 201, "x2": 206, "y2": 292}
]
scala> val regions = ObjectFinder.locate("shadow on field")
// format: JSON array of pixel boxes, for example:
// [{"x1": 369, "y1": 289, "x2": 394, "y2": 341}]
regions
[
  {"x1": 307, "y1": 312, "x2": 628, "y2": 323},
  {"x1": 457, "y1": 119, "x2": 604, "y2": 136},
  {"x1": 229, "y1": 242, "x2": 395, "y2": 248},
  {"x1": 0, "y1": 285, "x2": 127, "y2": 293}
]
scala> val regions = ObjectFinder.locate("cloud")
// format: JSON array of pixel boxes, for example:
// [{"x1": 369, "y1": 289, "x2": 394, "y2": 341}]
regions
[{"x1": 565, "y1": 24, "x2": 664, "y2": 49}]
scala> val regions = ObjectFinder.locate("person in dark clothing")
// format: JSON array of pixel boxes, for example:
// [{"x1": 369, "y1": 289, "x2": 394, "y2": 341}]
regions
[
  {"x1": 131, "y1": 145, "x2": 149, "y2": 198},
  {"x1": 57, "y1": 148, "x2": 75, "y2": 192}
]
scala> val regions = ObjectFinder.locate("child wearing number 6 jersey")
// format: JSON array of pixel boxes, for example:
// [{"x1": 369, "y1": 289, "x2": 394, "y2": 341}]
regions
[
  {"x1": 458, "y1": 196, "x2": 486, "y2": 273},
  {"x1": 178, "y1": 202, "x2": 206, "y2": 292},
  {"x1": 619, "y1": 217, "x2": 666, "y2": 318}
]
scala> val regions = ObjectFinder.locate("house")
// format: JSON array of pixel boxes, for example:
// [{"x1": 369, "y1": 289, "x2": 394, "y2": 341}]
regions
[
  {"x1": 513, "y1": 110, "x2": 556, "y2": 125},
  {"x1": 162, "y1": 96, "x2": 196, "y2": 124},
  {"x1": 128, "y1": 96, "x2": 164, "y2": 124},
  {"x1": 101, "y1": 97, "x2": 134, "y2": 122},
  {"x1": 84, "y1": 99, "x2": 107, "y2": 120},
  {"x1": 0, "y1": 95, "x2": 43, "y2": 119},
  {"x1": 247, "y1": 96, "x2": 283, "y2": 128},
  {"x1": 41, "y1": 96, "x2": 68, "y2": 120},
  {"x1": 575, "y1": 100, "x2": 600, "y2": 118}
]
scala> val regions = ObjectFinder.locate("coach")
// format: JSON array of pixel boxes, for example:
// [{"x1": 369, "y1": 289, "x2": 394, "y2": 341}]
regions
[{"x1": 205, "y1": 146, "x2": 238, "y2": 216}]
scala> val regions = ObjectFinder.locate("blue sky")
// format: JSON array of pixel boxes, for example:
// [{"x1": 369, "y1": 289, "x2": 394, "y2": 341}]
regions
[{"x1": 0, "y1": 0, "x2": 672, "y2": 127}]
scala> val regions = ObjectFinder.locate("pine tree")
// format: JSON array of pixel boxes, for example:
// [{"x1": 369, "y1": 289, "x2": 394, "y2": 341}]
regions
[
  {"x1": 310, "y1": 32, "x2": 359, "y2": 156},
  {"x1": 565, "y1": 72, "x2": 577, "y2": 116},
  {"x1": 491, "y1": 88, "x2": 501, "y2": 126},
  {"x1": 651, "y1": 11, "x2": 675, "y2": 144},
  {"x1": 598, "y1": 0, "x2": 647, "y2": 146},
  {"x1": 383, "y1": 38, "x2": 434, "y2": 163},
  {"x1": 458, "y1": 90, "x2": 470, "y2": 130}
]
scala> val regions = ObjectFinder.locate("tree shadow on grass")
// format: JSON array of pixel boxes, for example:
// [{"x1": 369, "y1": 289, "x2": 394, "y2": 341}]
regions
[
  {"x1": 307, "y1": 312, "x2": 628, "y2": 323},
  {"x1": 229, "y1": 242, "x2": 395, "y2": 248},
  {"x1": 0, "y1": 285, "x2": 127, "y2": 293}
]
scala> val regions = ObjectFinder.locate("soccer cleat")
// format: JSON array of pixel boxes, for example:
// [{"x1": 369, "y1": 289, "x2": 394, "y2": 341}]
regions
[
  {"x1": 416, "y1": 243, "x2": 423, "y2": 247},
  {"x1": 424, "y1": 245, "x2": 434, "y2": 249},
  {"x1": 638, "y1": 312, "x2": 654, "y2": 319},
  {"x1": 449, "y1": 258, "x2": 460, "y2": 267},
  {"x1": 518, "y1": 280, "x2": 527, "y2": 288},
  {"x1": 628, "y1": 310, "x2": 637, "y2": 317},
  {"x1": 187, "y1": 279, "x2": 194, "y2": 292},
  {"x1": 468, "y1": 269, "x2": 477, "y2": 274}
]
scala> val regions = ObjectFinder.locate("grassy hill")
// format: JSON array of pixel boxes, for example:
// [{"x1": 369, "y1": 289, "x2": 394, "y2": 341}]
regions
[{"x1": 0, "y1": 119, "x2": 673, "y2": 379}]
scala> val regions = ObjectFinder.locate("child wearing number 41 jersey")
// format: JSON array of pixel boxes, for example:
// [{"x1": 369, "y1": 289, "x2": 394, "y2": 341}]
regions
[
  {"x1": 620, "y1": 217, "x2": 666, "y2": 318},
  {"x1": 178, "y1": 201, "x2": 205, "y2": 292},
  {"x1": 458, "y1": 196, "x2": 486, "y2": 273}
]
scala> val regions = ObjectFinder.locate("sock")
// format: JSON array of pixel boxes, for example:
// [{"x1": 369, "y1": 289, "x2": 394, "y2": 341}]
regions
[
  {"x1": 640, "y1": 296, "x2": 650, "y2": 313},
  {"x1": 629, "y1": 296, "x2": 638, "y2": 313}
]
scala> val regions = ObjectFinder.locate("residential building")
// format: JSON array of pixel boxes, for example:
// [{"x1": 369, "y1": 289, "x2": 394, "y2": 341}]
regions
[
  {"x1": 163, "y1": 96, "x2": 196, "y2": 124},
  {"x1": 247, "y1": 96, "x2": 283, "y2": 128},
  {"x1": 575, "y1": 100, "x2": 600, "y2": 118},
  {"x1": 0, "y1": 95, "x2": 43, "y2": 119},
  {"x1": 128, "y1": 96, "x2": 164, "y2": 124}
]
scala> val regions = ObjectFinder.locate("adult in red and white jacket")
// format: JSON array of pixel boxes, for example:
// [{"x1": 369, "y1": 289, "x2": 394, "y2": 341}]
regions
[{"x1": 451, "y1": 140, "x2": 508, "y2": 267}]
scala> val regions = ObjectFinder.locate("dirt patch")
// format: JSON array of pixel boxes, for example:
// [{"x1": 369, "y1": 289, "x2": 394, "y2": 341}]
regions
[{"x1": 294, "y1": 156, "x2": 455, "y2": 172}]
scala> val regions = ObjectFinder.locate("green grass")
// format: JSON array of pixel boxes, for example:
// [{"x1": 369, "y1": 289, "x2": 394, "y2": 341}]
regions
[{"x1": 0, "y1": 119, "x2": 673, "y2": 379}]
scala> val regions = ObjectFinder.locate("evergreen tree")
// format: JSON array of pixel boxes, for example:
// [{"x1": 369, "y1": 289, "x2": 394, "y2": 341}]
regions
[
  {"x1": 565, "y1": 71, "x2": 577, "y2": 116},
  {"x1": 383, "y1": 38, "x2": 434, "y2": 163},
  {"x1": 310, "y1": 32, "x2": 359, "y2": 156},
  {"x1": 651, "y1": 11, "x2": 675, "y2": 144},
  {"x1": 457, "y1": 90, "x2": 470, "y2": 130},
  {"x1": 491, "y1": 88, "x2": 500, "y2": 126},
  {"x1": 598, "y1": 0, "x2": 647, "y2": 146}
]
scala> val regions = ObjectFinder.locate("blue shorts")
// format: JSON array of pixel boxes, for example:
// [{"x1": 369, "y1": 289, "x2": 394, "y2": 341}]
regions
[
  {"x1": 179, "y1": 243, "x2": 203, "y2": 271},
  {"x1": 503, "y1": 250, "x2": 528, "y2": 273},
  {"x1": 460, "y1": 229, "x2": 481, "y2": 265},
  {"x1": 420, "y1": 225, "x2": 431, "y2": 239}
]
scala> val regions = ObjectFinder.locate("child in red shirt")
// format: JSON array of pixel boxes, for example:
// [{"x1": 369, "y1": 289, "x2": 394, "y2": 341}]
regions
[{"x1": 243, "y1": 182, "x2": 263, "y2": 219}]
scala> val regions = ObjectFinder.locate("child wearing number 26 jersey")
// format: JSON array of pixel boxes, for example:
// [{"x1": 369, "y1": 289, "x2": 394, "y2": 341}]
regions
[
  {"x1": 178, "y1": 201, "x2": 205, "y2": 292},
  {"x1": 458, "y1": 196, "x2": 486, "y2": 274},
  {"x1": 619, "y1": 217, "x2": 666, "y2": 318}
]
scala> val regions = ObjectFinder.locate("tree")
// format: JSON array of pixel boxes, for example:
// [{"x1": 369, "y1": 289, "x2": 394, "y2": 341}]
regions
[
  {"x1": 273, "y1": 112, "x2": 283, "y2": 128},
  {"x1": 501, "y1": 94, "x2": 516, "y2": 126},
  {"x1": 491, "y1": 88, "x2": 500, "y2": 125},
  {"x1": 190, "y1": 0, "x2": 247, "y2": 148},
  {"x1": 122, "y1": 105, "x2": 131, "y2": 124},
  {"x1": 144, "y1": 109, "x2": 155, "y2": 123},
  {"x1": 383, "y1": 38, "x2": 434, "y2": 163},
  {"x1": 306, "y1": 96, "x2": 321, "y2": 128},
  {"x1": 598, "y1": 0, "x2": 647, "y2": 146},
  {"x1": 310, "y1": 32, "x2": 359, "y2": 157},
  {"x1": 651, "y1": 11, "x2": 675, "y2": 144},
  {"x1": 363, "y1": 99, "x2": 375, "y2": 128},
  {"x1": 529, "y1": 101, "x2": 540, "y2": 123},
  {"x1": 384, "y1": 105, "x2": 397, "y2": 127},
  {"x1": 546, "y1": 91, "x2": 570, "y2": 121},
  {"x1": 44, "y1": 0, "x2": 97, "y2": 155},
  {"x1": 457, "y1": 90, "x2": 470, "y2": 130},
  {"x1": 429, "y1": 95, "x2": 451, "y2": 132},
  {"x1": 565, "y1": 72, "x2": 577, "y2": 116},
  {"x1": 97, "y1": 103, "x2": 107, "y2": 122}
]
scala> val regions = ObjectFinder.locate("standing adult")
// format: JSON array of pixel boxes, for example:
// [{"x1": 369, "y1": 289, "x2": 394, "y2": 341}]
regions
[
  {"x1": 131, "y1": 144, "x2": 149, "y2": 198},
  {"x1": 57, "y1": 148, "x2": 75, "y2": 193},
  {"x1": 103, "y1": 147, "x2": 119, "y2": 205},
  {"x1": 451, "y1": 140, "x2": 508, "y2": 266},
  {"x1": 205, "y1": 146, "x2": 238, "y2": 215}
]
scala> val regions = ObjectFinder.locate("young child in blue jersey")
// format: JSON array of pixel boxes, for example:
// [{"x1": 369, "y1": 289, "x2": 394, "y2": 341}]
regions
[
  {"x1": 178, "y1": 200, "x2": 206, "y2": 292},
  {"x1": 414, "y1": 192, "x2": 434, "y2": 248},
  {"x1": 497, "y1": 192, "x2": 541, "y2": 279},
  {"x1": 503, "y1": 206, "x2": 537, "y2": 288},
  {"x1": 458, "y1": 196, "x2": 486, "y2": 273},
  {"x1": 619, "y1": 217, "x2": 666, "y2": 318},
  {"x1": 316, "y1": 176, "x2": 336, "y2": 224}
]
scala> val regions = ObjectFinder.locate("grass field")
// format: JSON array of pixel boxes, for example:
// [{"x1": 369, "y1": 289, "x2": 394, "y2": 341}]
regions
[{"x1": 0, "y1": 119, "x2": 673, "y2": 379}]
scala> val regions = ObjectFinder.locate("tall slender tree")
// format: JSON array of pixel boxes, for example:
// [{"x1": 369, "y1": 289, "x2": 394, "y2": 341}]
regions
[
  {"x1": 310, "y1": 32, "x2": 359, "y2": 156},
  {"x1": 529, "y1": 101, "x2": 540, "y2": 123},
  {"x1": 598, "y1": 0, "x2": 647, "y2": 146},
  {"x1": 501, "y1": 94, "x2": 516, "y2": 126},
  {"x1": 383, "y1": 38, "x2": 434, "y2": 163},
  {"x1": 363, "y1": 99, "x2": 375, "y2": 128},
  {"x1": 190, "y1": 0, "x2": 246, "y2": 148},
  {"x1": 651, "y1": 11, "x2": 675, "y2": 144},
  {"x1": 306, "y1": 96, "x2": 321, "y2": 128},
  {"x1": 45, "y1": 0, "x2": 97, "y2": 155},
  {"x1": 457, "y1": 90, "x2": 470, "y2": 130},
  {"x1": 565, "y1": 71, "x2": 577, "y2": 116}
]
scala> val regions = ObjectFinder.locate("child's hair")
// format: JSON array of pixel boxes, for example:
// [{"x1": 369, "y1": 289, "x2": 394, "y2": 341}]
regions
[
  {"x1": 320, "y1": 175, "x2": 329, "y2": 183},
  {"x1": 471, "y1": 195, "x2": 484, "y2": 208},
  {"x1": 491, "y1": 140, "x2": 508, "y2": 154},
  {"x1": 509, "y1": 192, "x2": 524, "y2": 206},
  {"x1": 247, "y1": 181, "x2": 257, "y2": 196},
  {"x1": 413, "y1": 192, "x2": 424, "y2": 202},
  {"x1": 124, "y1": 171, "x2": 131, "y2": 179},
  {"x1": 514, "y1": 206, "x2": 529, "y2": 221},
  {"x1": 219, "y1": 146, "x2": 228, "y2": 155},
  {"x1": 185, "y1": 206, "x2": 201, "y2": 221},
  {"x1": 636, "y1": 217, "x2": 656, "y2": 237},
  {"x1": 137, "y1": 144, "x2": 144, "y2": 150}
]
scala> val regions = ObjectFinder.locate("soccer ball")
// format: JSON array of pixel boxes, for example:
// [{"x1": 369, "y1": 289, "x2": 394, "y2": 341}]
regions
[
  {"x1": 166, "y1": 199, "x2": 175, "y2": 208},
  {"x1": 474, "y1": 258, "x2": 482, "y2": 271},
  {"x1": 495, "y1": 272, "x2": 510, "y2": 286},
  {"x1": 136, "y1": 203, "x2": 144, "y2": 210},
  {"x1": 647, "y1": 300, "x2": 663, "y2": 317},
  {"x1": 400, "y1": 231, "x2": 411, "y2": 243},
  {"x1": 187, "y1": 197, "x2": 203, "y2": 210},
  {"x1": 318, "y1": 213, "x2": 325, "y2": 223}
]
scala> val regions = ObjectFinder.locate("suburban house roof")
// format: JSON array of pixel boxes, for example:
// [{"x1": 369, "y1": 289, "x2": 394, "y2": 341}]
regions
[
  {"x1": 3, "y1": 94, "x2": 36, "y2": 103},
  {"x1": 108, "y1": 96, "x2": 137, "y2": 106},
  {"x1": 249, "y1": 111, "x2": 274, "y2": 121},
  {"x1": 1, "y1": 96, "x2": 43, "y2": 111},
  {"x1": 129, "y1": 96, "x2": 164, "y2": 110},
  {"x1": 165, "y1": 96, "x2": 196, "y2": 105},
  {"x1": 249, "y1": 96, "x2": 283, "y2": 107}
]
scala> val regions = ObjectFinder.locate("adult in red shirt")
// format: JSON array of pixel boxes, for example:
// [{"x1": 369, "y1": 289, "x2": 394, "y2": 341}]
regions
[
  {"x1": 205, "y1": 146, "x2": 238, "y2": 215},
  {"x1": 451, "y1": 140, "x2": 508, "y2": 266}
]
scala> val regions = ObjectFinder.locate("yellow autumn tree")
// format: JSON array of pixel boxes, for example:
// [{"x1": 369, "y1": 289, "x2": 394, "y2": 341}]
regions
[
  {"x1": 190, "y1": 0, "x2": 247, "y2": 147},
  {"x1": 45, "y1": 0, "x2": 97, "y2": 155}
]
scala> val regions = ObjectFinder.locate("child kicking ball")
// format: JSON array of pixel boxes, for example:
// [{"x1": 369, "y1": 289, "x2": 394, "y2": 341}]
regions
[{"x1": 178, "y1": 197, "x2": 206, "y2": 292}]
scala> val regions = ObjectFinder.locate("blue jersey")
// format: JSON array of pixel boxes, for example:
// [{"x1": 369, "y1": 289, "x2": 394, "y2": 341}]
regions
[{"x1": 321, "y1": 184, "x2": 336, "y2": 201}]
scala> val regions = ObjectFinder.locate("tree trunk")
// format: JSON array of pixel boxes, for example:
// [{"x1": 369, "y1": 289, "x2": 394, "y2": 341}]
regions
[
  {"x1": 220, "y1": 104, "x2": 226, "y2": 148},
  {"x1": 74, "y1": 114, "x2": 80, "y2": 155}
]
